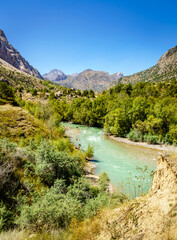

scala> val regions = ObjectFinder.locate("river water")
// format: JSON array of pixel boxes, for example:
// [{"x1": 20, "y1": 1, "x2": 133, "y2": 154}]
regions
[{"x1": 62, "y1": 122, "x2": 163, "y2": 197}]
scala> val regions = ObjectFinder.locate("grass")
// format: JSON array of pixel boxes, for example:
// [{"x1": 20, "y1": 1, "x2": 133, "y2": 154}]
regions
[
  {"x1": 0, "y1": 229, "x2": 69, "y2": 240},
  {"x1": 0, "y1": 104, "x2": 50, "y2": 142}
]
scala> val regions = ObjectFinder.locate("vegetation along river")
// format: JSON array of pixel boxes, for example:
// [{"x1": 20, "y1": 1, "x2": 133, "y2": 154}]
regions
[{"x1": 62, "y1": 122, "x2": 163, "y2": 197}]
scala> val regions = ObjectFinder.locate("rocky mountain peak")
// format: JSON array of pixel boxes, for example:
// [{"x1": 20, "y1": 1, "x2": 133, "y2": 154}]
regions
[
  {"x1": 156, "y1": 46, "x2": 177, "y2": 74},
  {"x1": 158, "y1": 46, "x2": 177, "y2": 66},
  {"x1": 0, "y1": 30, "x2": 43, "y2": 79},
  {"x1": 43, "y1": 69, "x2": 67, "y2": 82},
  {"x1": 0, "y1": 30, "x2": 8, "y2": 43},
  {"x1": 116, "y1": 72, "x2": 124, "y2": 78},
  {"x1": 0, "y1": 30, "x2": 6, "y2": 38}
]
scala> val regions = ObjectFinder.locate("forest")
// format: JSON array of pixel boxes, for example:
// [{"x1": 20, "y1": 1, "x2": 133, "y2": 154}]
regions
[{"x1": 19, "y1": 80, "x2": 177, "y2": 145}]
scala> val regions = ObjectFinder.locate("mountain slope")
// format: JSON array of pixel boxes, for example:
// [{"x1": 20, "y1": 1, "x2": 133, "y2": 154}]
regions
[
  {"x1": 117, "y1": 46, "x2": 177, "y2": 85},
  {"x1": 60, "y1": 69, "x2": 123, "y2": 92},
  {"x1": 0, "y1": 30, "x2": 43, "y2": 79},
  {"x1": 44, "y1": 68, "x2": 123, "y2": 92},
  {"x1": 43, "y1": 69, "x2": 67, "y2": 82}
]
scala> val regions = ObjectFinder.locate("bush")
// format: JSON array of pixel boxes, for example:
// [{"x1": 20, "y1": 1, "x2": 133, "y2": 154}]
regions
[
  {"x1": 85, "y1": 144, "x2": 94, "y2": 158},
  {"x1": 17, "y1": 177, "x2": 106, "y2": 230},
  {"x1": 35, "y1": 140, "x2": 82, "y2": 186},
  {"x1": 31, "y1": 89, "x2": 38, "y2": 96},
  {"x1": 143, "y1": 134, "x2": 159, "y2": 144},
  {"x1": 127, "y1": 129, "x2": 143, "y2": 142},
  {"x1": 169, "y1": 125, "x2": 177, "y2": 144},
  {"x1": 98, "y1": 172, "x2": 110, "y2": 191},
  {"x1": 0, "y1": 202, "x2": 13, "y2": 231},
  {"x1": 0, "y1": 82, "x2": 15, "y2": 104},
  {"x1": 16, "y1": 191, "x2": 83, "y2": 229}
]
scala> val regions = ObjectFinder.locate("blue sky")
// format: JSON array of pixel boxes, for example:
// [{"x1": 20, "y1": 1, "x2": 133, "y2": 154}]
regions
[{"x1": 1, "y1": 0, "x2": 177, "y2": 75}]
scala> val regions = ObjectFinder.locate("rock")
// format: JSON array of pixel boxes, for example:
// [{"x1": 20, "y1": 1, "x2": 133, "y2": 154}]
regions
[
  {"x1": 43, "y1": 68, "x2": 124, "y2": 92},
  {"x1": 43, "y1": 69, "x2": 67, "y2": 82},
  {"x1": 29, "y1": 234, "x2": 37, "y2": 238},
  {"x1": 0, "y1": 29, "x2": 43, "y2": 79}
]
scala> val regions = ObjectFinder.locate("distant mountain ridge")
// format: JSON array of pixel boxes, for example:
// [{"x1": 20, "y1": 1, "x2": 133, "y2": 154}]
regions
[
  {"x1": 116, "y1": 45, "x2": 177, "y2": 85},
  {"x1": 0, "y1": 30, "x2": 43, "y2": 79},
  {"x1": 43, "y1": 69, "x2": 67, "y2": 81},
  {"x1": 43, "y1": 69, "x2": 123, "y2": 92}
]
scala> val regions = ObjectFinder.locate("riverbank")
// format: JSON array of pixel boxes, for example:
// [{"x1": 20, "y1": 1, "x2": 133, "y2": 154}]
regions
[
  {"x1": 63, "y1": 124, "x2": 114, "y2": 193},
  {"x1": 63, "y1": 125, "x2": 98, "y2": 179},
  {"x1": 62, "y1": 123, "x2": 161, "y2": 196},
  {"x1": 106, "y1": 134, "x2": 177, "y2": 154},
  {"x1": 64, "y1": 123, "x2": 177, "y2": 154}
]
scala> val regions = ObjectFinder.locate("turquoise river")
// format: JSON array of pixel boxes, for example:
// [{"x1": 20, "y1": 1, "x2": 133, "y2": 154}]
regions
[{"x1": 62, "y1": 122, "x2": 163, "y2": 197}]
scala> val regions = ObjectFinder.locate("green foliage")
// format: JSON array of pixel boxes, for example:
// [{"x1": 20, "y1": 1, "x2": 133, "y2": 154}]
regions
[
  {"x1": 0, "y1": 136, "x2": 124, "y2": 232},
  {"x1": 85, "y1": 144, "x2": 94, "y2": 158},
  {"x1": 98, "y1": 172, "x2": 110, "y2": 191},
  {"x1": 53, "y1": 80, "x2": 177, "y2": 145},
  {"x1": 0, "y1": 202, "x2": 13, "y2": 231},
  {"x1": 82, "y1": 90, "x2": 89, "y2": 96},
  {"x1": 169, "y1": 125, "x2": 177, "y2": 144},
  {"x1": 89, "y1": 89, "x2": 95, "y2": 98},
  {"x1": 104, "y1": 108, "x2": 131, "y2": 137},
  {"x1": 0, "y1": 82, "x2": 15, "y2": 105},
  {"x1": 31, "y1": 89, "x2": 38, "y2": 96},
  {"x1": 47, "y1": 113, "x2": 62, "y2": 129},
  {"x1": 143, "y1": 134, "x2": 159, "y2": 144},
  {"x1": 127, "y1": 129, "x2": 143, "y2": 142},
  {"x1": 35, "y1": 140, "x2": 82, "y2": 186}
]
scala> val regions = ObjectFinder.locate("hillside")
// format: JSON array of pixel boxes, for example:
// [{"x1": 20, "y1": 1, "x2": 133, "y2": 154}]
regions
[
  {"x1": 0, "y1": 30, "x2": 43, "y2": 79},
  {"x1": 44, "y1": 69, "x2": 123, "y2": 92},
  {"x1": 0, "y1": 104, "x2": 51, "y2": 142},
  {"x1": 116, "y1": 46, "x2": 177, "y2": 85},
  {"x1": 0, "y1": 57, "x2": 60, "y2": 92}
]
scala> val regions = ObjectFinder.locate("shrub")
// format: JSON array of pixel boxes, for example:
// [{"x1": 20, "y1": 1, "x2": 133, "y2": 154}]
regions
[
  {"x1": 98, "y1": 172, "x2": 110, "y2": 191},
  {"x1": 0, "y1": 82, "x2": 15, "y2": 104},
  {"x1": 169, "y1": 125, "x2": 177, "y2": 144},
  {"x1": 85, "y1": 144, "x2": 94, "y2": 158},
  {"x1": 127, "y1": 129, "x2": 143, "y2": 142},
  {"x1": 16, "y1": 191, "x2": 83, "y2": 229},
  {"x1": 143, "y1": 134, "x2": 159, "y2": 144},
  {"x1": 31, "y1": 89, "x2": 38, "y2": 96},
  {"x1": 0, "y1": 202, "x2": 13, "y2": 231},
  {"x1": 35, "y1": 140, "x2": 82, "y2": 186}
]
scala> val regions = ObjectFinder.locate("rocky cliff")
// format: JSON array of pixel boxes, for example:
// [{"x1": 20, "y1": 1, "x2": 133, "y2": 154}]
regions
[{"x1": 0, "y1": 30, "x2": 43, "y2": 79}]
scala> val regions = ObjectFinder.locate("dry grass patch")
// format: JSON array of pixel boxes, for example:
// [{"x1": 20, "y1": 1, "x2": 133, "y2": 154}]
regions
[{"x1": 0, "y1": 104, "x2": 50, "y2": 142}]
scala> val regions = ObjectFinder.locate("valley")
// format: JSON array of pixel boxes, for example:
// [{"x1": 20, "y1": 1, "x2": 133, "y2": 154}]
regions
[{"x1": 0, "y1": 28, "x2": 177, "y2": 240}]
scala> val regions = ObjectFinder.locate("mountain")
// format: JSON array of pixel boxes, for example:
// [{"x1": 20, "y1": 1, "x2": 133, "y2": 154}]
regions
[
  {"x1": 116, "y1": 46, "x2": 177, "y2": 85},
  {"x1": 43, "y1": 69, "x2": 67, "y2": 82},
  {"x1": 0, "y1": 30, "x2": 43, "y2": 79},
  {"x1": 44, "y1": 68, "x2": 123, "y2": 92}
]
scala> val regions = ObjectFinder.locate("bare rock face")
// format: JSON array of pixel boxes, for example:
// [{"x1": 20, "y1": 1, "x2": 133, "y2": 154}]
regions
[
  {"x1": 157, "y1": 46, "x2": 177, "y2": 74},
  {"x1": 43, "y1": 69, "x2": 67, "y2": 82},
  {"x1": 0, "y1": 30, "x2": 43, "y2": 79}
]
